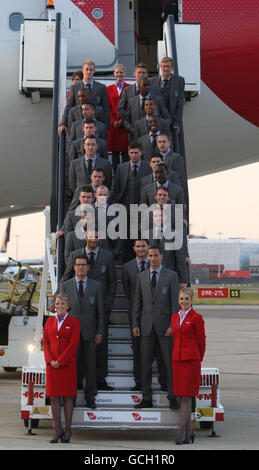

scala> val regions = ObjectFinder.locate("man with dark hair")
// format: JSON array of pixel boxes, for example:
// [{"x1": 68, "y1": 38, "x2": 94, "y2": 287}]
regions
[
  {"x1": 58, "y1": 254, "x2": 104, "y2": 409},
  {"x1": 61, "y1": 231, "x2": 117, "y2": 392},
  {"x1": 132, "y1": 245, "x2": 179, "y2": 409},
  {"x1": 69, "y1": 135, "x2": 112, "y2": 206},
  {"x1": 140, "y1": 162, "x2": 185, "y2": 206},
  {"x1": 122, "y1": 239, "x2": 150, "y2": 390}
]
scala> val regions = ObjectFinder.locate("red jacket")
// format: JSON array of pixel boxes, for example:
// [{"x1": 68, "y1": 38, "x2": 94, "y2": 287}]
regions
[
  {"x1": 43, "y1": 314, "x2": 80, "y2": 367},
  {"x1": 171, "y1": 308, "x2": 206, "y2": 361}
]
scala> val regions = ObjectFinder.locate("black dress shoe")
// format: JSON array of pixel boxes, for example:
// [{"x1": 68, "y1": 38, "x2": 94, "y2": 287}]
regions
[
  {"x1": 131, "y1": 383, "x2": 141, "y2": 391},
  {"x1": 97, "y1": 381, "x2": 114, "y2": 391},
  {"x1": 85, "y1": 399, "x2": 96, "y2": 409},
  {"x1": 135, "y1": 399, "x2": 153, "y2": 409}
]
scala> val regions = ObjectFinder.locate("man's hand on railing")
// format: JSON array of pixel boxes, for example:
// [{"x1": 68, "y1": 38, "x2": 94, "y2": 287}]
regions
[
  {"x1": 56, "y1": 230, "x2": 64, "y2": 239},
  {"x1": 58, "y1": 124, "x2": 67, "y2": 135}
]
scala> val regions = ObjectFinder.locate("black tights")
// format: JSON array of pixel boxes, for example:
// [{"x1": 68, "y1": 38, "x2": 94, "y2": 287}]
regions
[
  {"x1": 175, "y1": 396, "x2": 193, "y2": 442},
  {"x1": 50, "y1": 396, "x2": 74, "y2": 440}
]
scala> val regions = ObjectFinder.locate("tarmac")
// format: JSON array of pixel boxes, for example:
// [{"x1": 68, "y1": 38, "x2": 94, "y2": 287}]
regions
[{"x1": 0, "y1": 305, "x2": 258, "y2": 457}]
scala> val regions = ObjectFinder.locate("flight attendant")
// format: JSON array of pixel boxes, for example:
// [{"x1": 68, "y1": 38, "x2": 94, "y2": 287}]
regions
[
  {"x1": 106, "y1": 64, "x2": 130, "y2": 174},
  {"x1": 171, "y1": 287, "x2": 206, "y2": 444},
  {"x1": 43, "y1": 293, "x2": 80, "y2": 443}
]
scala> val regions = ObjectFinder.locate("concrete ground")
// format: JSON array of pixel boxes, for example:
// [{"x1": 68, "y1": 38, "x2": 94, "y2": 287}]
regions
[{"x1": 0, "y1": 305, "x2": 258, "y2": 454}]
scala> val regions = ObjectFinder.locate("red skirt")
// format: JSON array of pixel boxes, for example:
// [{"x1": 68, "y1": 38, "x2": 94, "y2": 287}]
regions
[
  {"x1": 172, "y1": 359, "x2": 201, "y2": 396},
  {"x1": 46, "y1": 361, "x2": 77, "y2": 397}
]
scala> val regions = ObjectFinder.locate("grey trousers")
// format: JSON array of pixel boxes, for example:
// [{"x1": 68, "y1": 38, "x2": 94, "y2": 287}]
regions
[{"x1": 140, "y1": 326, "x2": 174, "y2": 401}]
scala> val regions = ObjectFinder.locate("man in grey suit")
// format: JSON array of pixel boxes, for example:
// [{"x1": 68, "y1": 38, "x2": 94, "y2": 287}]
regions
[
  {"x1": 111, "y1": 142, "x2": 152, "y2": 261},
  {"x1": 123, "y1": 78, "x2": 171, "y2": 139},
  {"x1": 149, "y1": 56, "x2": 185, "y2": 133},
  {"x1": 69, "y1": 135, "x2": 112, "y2": 209},
  {"x1": 67, "y1": 90, "x2": 106, "y2": 134},
  {"x1": 134, "y1": 98, "x2": 172, "y2": 141},
  {"x1": 140, "y1": 155, "x2": 181, "y2": 191},
  {"x1": 122, "y1": 239, "x2": 150, "y2": 390},
  {"x1": 137, "y1": 116, "x2": 170, "y2": 161},
  {"x1": 69, "y1": 120, "x2": 108, "y2": 161},
  {"x1": 117, "y1": 62, "x2": 150, "y2": 119},
  {"x1": 58, "y1": 59, "x2": 110, "y2": 133},
  {"x1": 156, "y1": 134, "x2": 186, "y2": 189},
  {"x1": 148, "y1": 206, "x2": 189, "y2": 287},
  {"x1": 56, "y1": 185, "x2": 94, "y2": 240},
  {"x1": 132, "y1": 245, "x2": 179, "y2": 408},
  {"x1": 69, "y1": 109, "x2": 107, "y2": 145},
  {"x1": 62, "y1": 231, "x2": 117, "y2": 391},
  {"x1": 140, "y1": 163, "x2": 185, "y2": 207},
  {"x1": 58, "y1": 254, "x2": 104, "y2": 408}
]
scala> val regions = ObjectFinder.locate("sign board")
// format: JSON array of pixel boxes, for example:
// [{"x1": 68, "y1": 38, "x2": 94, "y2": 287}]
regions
[{"x1": 198, "y1": 288, "x2": 229, "y2": 298}]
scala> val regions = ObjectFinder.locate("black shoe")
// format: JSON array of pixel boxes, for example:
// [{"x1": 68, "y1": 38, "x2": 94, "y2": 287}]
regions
[
  {"x1": 62, "y1": 430, "x2": 72, "y2": 443},
  {"x1": 169, "y1": 398, "x2": 179, "y2": 409},
  {"x1": 50, "y1": 429, "x2": 64, "y2": 443},
  {"x1": 85, "y1": 399, "x2": 96, "y2": 409},
  {"x1": 131, "y1": 383, "x2": 141, "y2": 391},
  {"x1": 183, "y1": 431, "x2": 195, "y2": 444},
  {"x1": 135, "y1": 399, "x2": 153, "y2": 409},
  {"x1": 97, "y1": 380, "x2": 114, "y2": 391}
]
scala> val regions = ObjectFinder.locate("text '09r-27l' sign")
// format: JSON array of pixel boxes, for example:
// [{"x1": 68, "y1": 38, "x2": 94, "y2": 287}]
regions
[{"x1": 198, "y1": 288, "x2": 229, "y2": 298}]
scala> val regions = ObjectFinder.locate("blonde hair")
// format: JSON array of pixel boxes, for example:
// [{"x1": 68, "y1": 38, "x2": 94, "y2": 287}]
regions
[
  {"x1": 55, "y1": 293, "x2": 72, "y2": 311},
  {"x1": 179, "y1": 287, "x2": 194, "y2": 301},
  {"x1": 82, "y1": 59, "x2": 96, "y2": 69},
  {"x1": 114, "y1": 64, "x2": 126, "y2": 72}
]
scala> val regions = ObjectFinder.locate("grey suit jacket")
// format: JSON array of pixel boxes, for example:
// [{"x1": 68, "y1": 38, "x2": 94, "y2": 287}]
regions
[
  {"x1": 132, "y1": 266, "x2": 179, "y2": 336},
  {"x1": 111, "y1": 160, "x2": 152, "y2": 205},
  {"x1": 124, "y1": 93, "x2": 171, "y2": 132},
  {"x1": 69, "y1": 137, "x2": 108, "y2": 161},
  {"x1": 68, "y1": 104, "x2": 105, "y2": 133},
  {"x1": 122, "y1": 258, "x2": 149, "y2": 324},
  {"x1": 58, "y1": 276, "x2": 104, "y2": 341},
  {"x1": 117, "y1": 82, "x2": 161, "y2": 119},
  {"x1": 69, "y1": 155, "x2": 112, "y2": 193},
  {"x1": 62, "y1": 247, "x2": 117, "y2": 311},
  {"x1": 134, "y1": 116, "x2": 172, "y2": 141},
  {"x1": 149, "y1": 74, "x2": 185, "y2": 127},
  {"x1": 69, "y1": 118, "x2": 107, "y2": 145},
  {"x1": 140, "y1": 180, "x2": 185, "y2": 206},
  {"x1": 147, "y1": 231, "x2": 189, "y2": 284},
  {"x1": 162, "y1": 150, "x2": 186, "y2": 187},
  {"x1": 61, "y1": 81, "x2": 110, "y2": 128},
  {"x1": 140, "y1": 169, "x2": 181, "y2": 190},
  {"x1": 137, "y1": 133, "x2": 161, "y2": 161}
]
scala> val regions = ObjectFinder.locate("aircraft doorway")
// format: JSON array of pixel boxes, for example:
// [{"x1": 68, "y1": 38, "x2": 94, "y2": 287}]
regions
[{"x1": 134, "y1": 0, "x2": 162, "y2": 74}]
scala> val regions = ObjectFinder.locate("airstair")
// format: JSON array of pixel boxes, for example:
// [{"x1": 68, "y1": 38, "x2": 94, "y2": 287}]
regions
[{"x1": 20, "y1": 12, "x2": 224, "y2": 434}]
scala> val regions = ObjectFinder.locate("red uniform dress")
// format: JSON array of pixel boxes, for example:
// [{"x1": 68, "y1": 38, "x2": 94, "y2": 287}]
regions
[
  {"x1": 43, "y1": 314, "x2": 80, "y2": 397},
  {"x1": 106, "y1": 82, "x2": 130, "y2": 151},
  {"x1": 171, "y1": 308, "x2": 206, "y2": 396}
]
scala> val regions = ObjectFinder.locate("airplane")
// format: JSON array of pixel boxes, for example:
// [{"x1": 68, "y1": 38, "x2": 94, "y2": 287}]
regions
[{"x1": 0, "y1": 0, "x2": 258, "y2": 219}]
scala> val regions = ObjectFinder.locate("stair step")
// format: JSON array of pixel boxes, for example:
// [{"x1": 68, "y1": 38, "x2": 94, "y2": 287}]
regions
[
  {"x1": 104, "y1": 373, "x2": 161, "y2": 390},
  {"x1": 108, "y1": 341, "x2": 133, "y2": 355},
  {"x1": 75, "y1": 390, "x2": 169, "y2": 407},
  {"x1": 108, "y1": 324, "x2": 131, "y2": 340},
  {"x1": 108, "y1": 356, "x2": 158, "y2": 373},
  {"x1": 69, "y1": 407, "x2": 179, "y2": 428}
]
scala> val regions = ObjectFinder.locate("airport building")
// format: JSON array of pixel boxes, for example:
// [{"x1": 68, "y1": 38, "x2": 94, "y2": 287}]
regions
[{"x1": 188, "y1": 238, "x2": 259, "y2": 284}]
